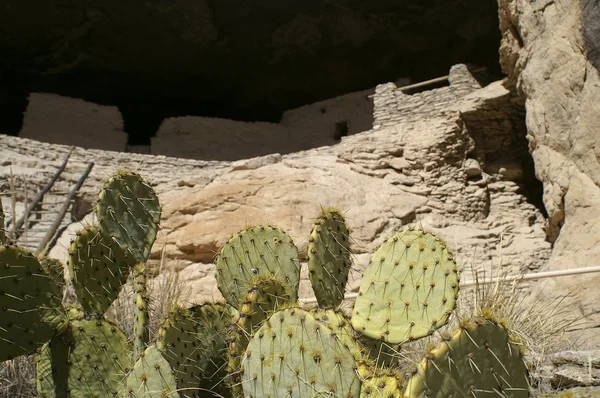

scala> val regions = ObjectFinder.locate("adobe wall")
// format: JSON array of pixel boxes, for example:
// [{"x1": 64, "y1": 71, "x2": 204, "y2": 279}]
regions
[
  {"x1": 150, "y1": 87, "x2": 379, "y2": 160},
  {"x1": 17, "y1": 67, "x2": 487, "y2": 161},
  {"x1": 19, "y1": 93, "x2": 128, "y2": 152}
]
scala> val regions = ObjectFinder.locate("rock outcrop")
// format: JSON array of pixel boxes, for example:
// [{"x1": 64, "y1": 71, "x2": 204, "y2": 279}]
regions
[
  {"x1": 498, "y1": 0, "x2": 600, "y2": 346},
  {"x1": 0, "y1": 66, "x2": 556, "y2": 335}
]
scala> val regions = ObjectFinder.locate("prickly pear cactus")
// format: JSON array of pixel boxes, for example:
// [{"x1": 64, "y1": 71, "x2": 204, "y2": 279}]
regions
[
  {"x1": 39, "y1": 256, "x2": 66, "y2": 294},
  {"x1": 37, "y1": 315, "x2": 132, "y2": 398},
  {"x1": 36, "y1": 338, "x2": 69, "y2": 398},
  {"x1": 0, "y1": 246, "x2": 64, "y2": 362},
  {"x1": 310, "y1": 307, "x2": 364, "y2": 361},
  {"x1": 124, "y1": 344, "x2": 180, "y2": 398},
  {"x1": 158, "y1": 302, "x2": 236, "y2": 397},
  {"x1": 351, "y1": 227, "x2": 460, "y2": 344},
  {"x1": 241, "y1": 307, "x2": 362, "y2": 398},
  {"x1": 216, "y1": 225, "x2": 301, "y2": 309},
  {"x1": 96, "y1": 170, "x2": 161, "y2": 265},
  {"x1": 133, "y1": 262, "x2": 149, "y2": 361},
  {"x1": 68, "y1": 225, "x2": 136, "y2": 314},
  {"x1": 228, "y1": 277, "x2": 291, "y2": 396},
  {"x1": 0, "y1": 198, "x2": 5, "y2": 244},
  {"x1": 360, "y1": 335, "x2": 400, "y2": 369},
  {"x1": 404, "y1": 316, "x2": 530, "y2": 398},
  {"x1": 357, "y1": 361, "x2": 404, "y2": 398},
  {"x1": 307, "y1": 207, "x2": 352, "y2": 308}
]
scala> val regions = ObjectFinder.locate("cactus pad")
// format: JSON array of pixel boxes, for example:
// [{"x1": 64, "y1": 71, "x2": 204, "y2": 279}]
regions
[
  {"x1": 68, "y1": 225, "x2": 136, "y2": 314},
  {"x1": 216, "y1": 225, "x2": 300, "y2": 308},
  {"x1": 133, "y1": 262, "x2": 149, "y2": 361},
  {"x1": 357, "y1": 361, "x2": 404, "y2": 398},
  {"x1": 0, "y1": 199, "x2": 5, "y2": 244},
  {"x1": 96, "y1": 170, "x2": 161, "y2": 265},
  {"x1": 37, "y1": 315, "x2": 131, "y2": 398},
  {"x1": 351, "y1": 227, "x2": 460, "y2": 344},
  {"x1": 36, "y1": 339, "x2": 69, "y2": 398},
  {"x1": 242, "y1": 307, "x2": 362, "y2": 398},
  {"x1": 124, "y1": 344, "x2": 180, "y2": 397},
  {"x1": 158, "y1": 302, "x2": 236, "y2": 396},
  {"x1": 0, "y1": 246, "x2": 64, "y2": 361},
  {"x1": 228, "y1": 277, "x2": 291, "y2": 395},
  {"x1": 404, "y1": 316, "x2": 530, "y2": 398},
  {"x1": 39, "y1": 256, "x2": 66, "y2": 294},
  {"x1": 310, "y1": 307, "x2": 364, "y2": 361},
  {"x1": 307, "y1": 207, "x2": 352, "y2": 308}
]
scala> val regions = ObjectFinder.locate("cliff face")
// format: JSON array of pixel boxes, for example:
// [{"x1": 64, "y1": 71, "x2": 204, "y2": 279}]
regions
[{"x1": 498, "y1": 0, "x2": 600, "y2": 344}]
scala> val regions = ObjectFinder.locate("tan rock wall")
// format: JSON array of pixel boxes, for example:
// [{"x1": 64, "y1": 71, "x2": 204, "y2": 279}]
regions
[{"x1": 498, "y1": 0, "x2": 600, "y2": 345}]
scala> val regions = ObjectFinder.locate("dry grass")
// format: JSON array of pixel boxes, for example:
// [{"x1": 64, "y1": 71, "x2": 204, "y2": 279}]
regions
[
  {"x1": 0, "y1": 356, "x2": 38, "y2": 398},
  {"x1": 105, "y1": 244, "x2": 192, "y2": 343}
]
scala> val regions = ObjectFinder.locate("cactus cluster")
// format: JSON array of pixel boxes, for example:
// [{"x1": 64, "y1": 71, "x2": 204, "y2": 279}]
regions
[{"x1": 0, "y1": 170, "x2": 533, "y2": 397}]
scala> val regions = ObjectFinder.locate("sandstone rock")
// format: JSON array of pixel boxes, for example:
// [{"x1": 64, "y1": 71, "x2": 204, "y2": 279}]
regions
[{"x1": 498, "y1": 0, "x2": 600, "y2": 347}]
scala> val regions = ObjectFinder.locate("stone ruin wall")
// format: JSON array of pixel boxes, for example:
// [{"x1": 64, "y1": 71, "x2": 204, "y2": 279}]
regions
[
  {"x1": 17, "y1": 85, "x2": 383, "y2": 161},
  {"x1": 15, "y1": 66, "x2": 490, "y2": 162},
  {"x1": 12, "y1": 68, "x2": 508, "y2": 162}
]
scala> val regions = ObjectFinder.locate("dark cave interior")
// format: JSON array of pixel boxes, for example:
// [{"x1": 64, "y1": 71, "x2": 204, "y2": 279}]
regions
[{"x1": 0, "y1": 0, "x2": 504, "y2": 145}]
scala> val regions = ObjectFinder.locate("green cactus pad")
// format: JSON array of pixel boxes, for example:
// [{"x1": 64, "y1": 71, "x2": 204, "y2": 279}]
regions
[
  {"x1": 216, "y1": 225, "x2": 301, "y2": 309},
  {"x1": 404, "y1": 317, "x2": 530, "y2": 398},
  {"x1": 96, "y1": 170, "x2": 161, "y2": 265},
  {"x1": 0, "y1": 246, "x2": 64, "y2": 361},
  {"x1": 68, "y1": 225, "x2": 136, "y2": 314},
  {"x1": 37, "y1": 315, "x2": 131, "y2": 398},
  {"x1": 228, "y1": 277, "x2": 291, "y2": 395},
  {"x1": 124, "y1": 344, "x2": 180, "y2": 398},
  {"x1": 55, "y1": 316, "x2": 131, "y2": 398},
  {"x1": 0, "y1": 199, "x2": 5, "y2": 244},
  {"x1": 133, "y1": 262, "x2": 149, "y2": 362},
  {"x1": 357, "y1": 361, "x2": 404, "y2": 398},
  {"x1": 360, "y1": 335, "x2": 400, "y2": 368},
  {"x1": 39, "y1": 256, "x2": 66, "y2": 294},
  {"x1": 307, "y1": 207, "x2": 352, "y2": 308},
  {"x1": 157, "y1": 302, "x2": 236, "y2": 397},
  {"x1": 241, "y1": 307, "x2": 362, "y2": 398},
  {"x1": 310, "y1": 307, "x2": 364, "y2": 361},
  {"x1": 351, "y1": 227, "x2": 460, "y2": 344},
  {"x1": 238, "y1": 277, "x2": 291, "y2": 334},
  {"x1": 36, "y1": 340, "x2": 69, "y2": 398}
]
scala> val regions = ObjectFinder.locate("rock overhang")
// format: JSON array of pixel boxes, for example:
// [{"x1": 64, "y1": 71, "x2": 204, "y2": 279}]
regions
[{"x1": 0, "y1": 0, "x2": 502, "y2": 123}]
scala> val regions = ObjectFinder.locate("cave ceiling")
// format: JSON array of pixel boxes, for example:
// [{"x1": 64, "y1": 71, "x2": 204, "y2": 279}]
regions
[{"x1": 0, "y1": 0, "x2": 501, "y2": 121}]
